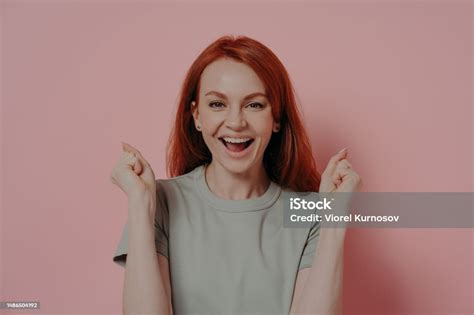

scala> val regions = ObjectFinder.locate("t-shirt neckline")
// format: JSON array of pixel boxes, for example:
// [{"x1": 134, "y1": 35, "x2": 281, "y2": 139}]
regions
[{"x1": 194, "y1": 164, "x2": 281, "y2": 212}]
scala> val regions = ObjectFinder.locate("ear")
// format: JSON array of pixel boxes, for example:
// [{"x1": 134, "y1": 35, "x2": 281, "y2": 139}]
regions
[
  {"x1": 273, "y1": 121, "x2": 281, "y2": 133},
  {"x1": 191, "y1": 101, "x2": 201, "y2": 131}
]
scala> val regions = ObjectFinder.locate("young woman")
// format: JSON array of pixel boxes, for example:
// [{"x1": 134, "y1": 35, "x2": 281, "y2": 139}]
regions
[{"x1": 111, "y1": 35, "x2": 361, "y2": 315}]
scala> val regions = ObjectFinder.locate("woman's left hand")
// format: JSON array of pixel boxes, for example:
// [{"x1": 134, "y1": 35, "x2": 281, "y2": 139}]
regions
[{"x1": 319, "y1": 148, "x2": 362, "y2": 193}]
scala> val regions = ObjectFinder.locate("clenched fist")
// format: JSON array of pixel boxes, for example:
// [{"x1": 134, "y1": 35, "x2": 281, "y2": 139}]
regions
[
  {"x1": 110, "y1": 142, "x2": 157, "y2": 216},
  {"x1": 319, "y1": 148, "x2": 362, "y2": 193}
]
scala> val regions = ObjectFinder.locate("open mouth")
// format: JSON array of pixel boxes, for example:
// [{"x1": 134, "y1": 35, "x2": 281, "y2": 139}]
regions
[{"x1": 218, "y1": 137, "x2": 254, "y2": 153}]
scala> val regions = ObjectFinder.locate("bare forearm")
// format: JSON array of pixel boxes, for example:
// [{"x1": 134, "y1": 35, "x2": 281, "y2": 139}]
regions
[
  {"x1": 294, "y1": 228, "x2": 345, "y2": 315},
  {"x1": 123, "y1": 200, "x2": 171, "y2": 315}
]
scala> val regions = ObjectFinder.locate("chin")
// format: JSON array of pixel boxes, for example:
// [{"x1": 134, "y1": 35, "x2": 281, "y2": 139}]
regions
[{"x1": 217, "y1": 158, "x2": 256, "y2": 175}]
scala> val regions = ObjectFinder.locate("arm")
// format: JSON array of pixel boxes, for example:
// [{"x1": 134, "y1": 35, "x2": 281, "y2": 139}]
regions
[
  {"x1": 123, "y1": 196, "x2": 173, "y2": 315},
  {"x1": 290, "y1": 228, "x2": 345, "y2": 315},
  {"x1": 290, "y1": 147, "x2": 360, "y2": 314}
]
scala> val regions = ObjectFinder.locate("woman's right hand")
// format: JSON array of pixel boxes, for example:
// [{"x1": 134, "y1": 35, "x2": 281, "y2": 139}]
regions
[{"x1": 110, "y1": 142, "x2": 157, "y2": 209}]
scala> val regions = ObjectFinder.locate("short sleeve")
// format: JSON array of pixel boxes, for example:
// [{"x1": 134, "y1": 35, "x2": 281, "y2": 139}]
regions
[
  {"x1": 298, "y1": 220, "x2": 321, "y2": 270},
  {"x1": 112, "y1": 179, "x2": 170, "y2": 268}
]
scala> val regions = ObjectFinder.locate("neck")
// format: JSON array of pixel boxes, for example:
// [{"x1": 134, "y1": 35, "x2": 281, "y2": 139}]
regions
[{"x1": 205, "y1": 162, "x2": 271, "y2": 200}]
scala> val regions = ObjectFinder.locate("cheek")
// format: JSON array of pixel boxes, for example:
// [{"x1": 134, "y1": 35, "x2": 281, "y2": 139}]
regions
[
  {"x1": 200, "y1": 115, "x2": 220, "y2": 134},
  {"x1": 251, "y1": 114, "x2": 275, "y2": 136}
]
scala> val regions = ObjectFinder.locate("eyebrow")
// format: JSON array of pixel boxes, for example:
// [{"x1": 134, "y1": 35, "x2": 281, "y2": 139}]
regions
[{"x1": 205, "y1": 91, "x2": 267, "y2": 101}]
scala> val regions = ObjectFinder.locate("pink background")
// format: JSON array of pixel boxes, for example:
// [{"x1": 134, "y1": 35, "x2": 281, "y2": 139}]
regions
[{"x1": 1, "y1": 1, "x2": 472, "y2": 314}]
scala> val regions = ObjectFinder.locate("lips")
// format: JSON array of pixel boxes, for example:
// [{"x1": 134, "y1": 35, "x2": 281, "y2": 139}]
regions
[{"x1": 218, "y1": 137, "x2": 254, "y2": 153}]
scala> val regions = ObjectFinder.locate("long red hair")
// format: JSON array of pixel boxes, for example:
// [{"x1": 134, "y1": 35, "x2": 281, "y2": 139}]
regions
[{"x1": 166, "y1": 35, "x2": 321, "y2": 192}]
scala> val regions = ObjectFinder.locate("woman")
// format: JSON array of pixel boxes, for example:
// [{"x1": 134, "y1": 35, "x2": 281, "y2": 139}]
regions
[{"x1": 111, "y1": 35, "x2": 361, "y2": 315}]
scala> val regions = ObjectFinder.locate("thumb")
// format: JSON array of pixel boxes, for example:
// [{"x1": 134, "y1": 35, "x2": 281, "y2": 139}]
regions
[
  {"x1": 325, "y1": 147, "x2": 348, "y2": 174},
  {"x1": 337, "y1": 147, "x2": 348, "y2": 159},
  {"x1": 122, "y1": 142, "x2": 143, "y2": 175},
  {"x1": 132, "y1": 156, "x2": 143, "y2": 175}
]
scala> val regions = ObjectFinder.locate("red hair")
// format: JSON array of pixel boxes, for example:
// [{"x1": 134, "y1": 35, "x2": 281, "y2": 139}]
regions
[{"x1": 166, "y1": 35, "x2": 321, "y2": 192}]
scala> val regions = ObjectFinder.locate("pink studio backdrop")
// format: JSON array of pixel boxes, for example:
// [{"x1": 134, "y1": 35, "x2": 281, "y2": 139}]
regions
[{"x1": 1, "y1": 1, "x2": 472, "y2": 315}]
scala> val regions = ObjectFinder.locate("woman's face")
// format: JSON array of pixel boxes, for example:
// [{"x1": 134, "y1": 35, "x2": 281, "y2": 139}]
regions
[{"x1": 192, "y1": 58, "x2": 280, "y2": 175}]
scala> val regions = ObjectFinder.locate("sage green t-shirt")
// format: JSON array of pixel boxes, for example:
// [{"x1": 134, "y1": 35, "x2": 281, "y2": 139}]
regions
[{"x1": 113, "y1": 164, "x2": 320, "y2": 315}]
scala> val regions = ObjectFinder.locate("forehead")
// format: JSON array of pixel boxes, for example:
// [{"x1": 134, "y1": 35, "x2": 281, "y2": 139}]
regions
[{"x1": 199, "y1": 58, "x2": 266, "y2": 96}]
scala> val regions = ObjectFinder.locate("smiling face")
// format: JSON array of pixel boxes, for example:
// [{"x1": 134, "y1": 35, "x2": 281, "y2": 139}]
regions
[{"x1": 191, "y1": 58, "x2": 280, "y2": 175}]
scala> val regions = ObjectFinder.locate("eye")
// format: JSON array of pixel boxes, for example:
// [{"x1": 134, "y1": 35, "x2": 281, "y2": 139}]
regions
[
  {"x1": 209, "y1": 101, "x2": 225, "y2": 109},
  {"x1": 246, "y1": 102, "x2": 264, "y2": 109}
]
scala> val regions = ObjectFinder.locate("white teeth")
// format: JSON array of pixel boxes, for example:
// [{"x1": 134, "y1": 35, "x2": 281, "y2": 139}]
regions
[{"x1": 222, "y1": 137, "x2": 252, "y2": 143}]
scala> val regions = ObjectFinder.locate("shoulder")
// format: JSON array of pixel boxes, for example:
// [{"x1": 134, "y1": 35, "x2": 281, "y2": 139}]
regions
[{"x1": 154, "y1": 164, "x2": 203, "y2": 196}]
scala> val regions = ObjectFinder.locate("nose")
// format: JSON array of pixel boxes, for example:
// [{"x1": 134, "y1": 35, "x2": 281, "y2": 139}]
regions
[{"x1": 225, "y1": 107, "x2": 247, "y2": 130}]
